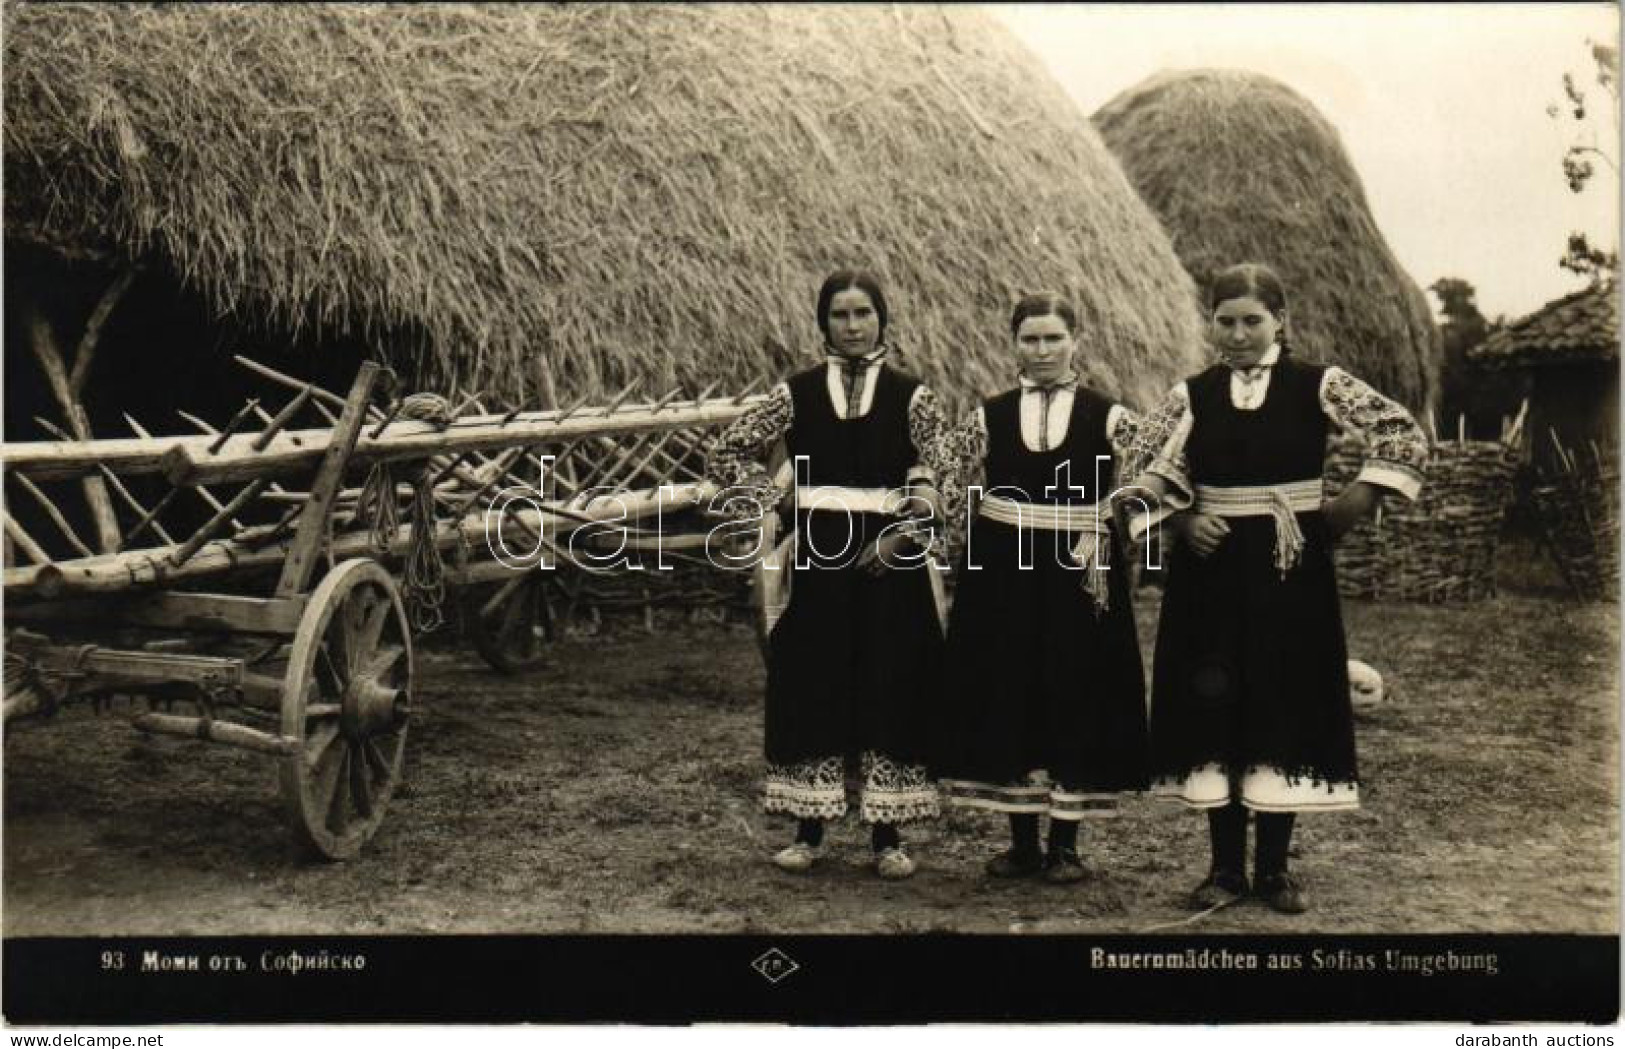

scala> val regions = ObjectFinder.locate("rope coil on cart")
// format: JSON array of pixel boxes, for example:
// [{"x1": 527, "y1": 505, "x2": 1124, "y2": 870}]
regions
[{"x1": 397, "y1": 393, "x2": 454, "y2": 633}]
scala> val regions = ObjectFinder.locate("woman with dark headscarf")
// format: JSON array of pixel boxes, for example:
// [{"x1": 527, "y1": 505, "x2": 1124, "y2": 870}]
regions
[{"x1": 707, "y1": 270, "x2": 951, "y2": 879}]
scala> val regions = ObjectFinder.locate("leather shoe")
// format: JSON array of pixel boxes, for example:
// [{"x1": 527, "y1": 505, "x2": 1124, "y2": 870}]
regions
[
  {"x1": 1043, "y1": 848, "x2": 1088, "y2": 884},
  {"x1": 984, "y1": 848, "x2": 1045, "y2": 878},
  {"x1": 1255, "y1": 871, "x2": 1308, "y2": 914},
  {"x1": 1188, "y1": 869, "x2": 1249, "y2": 910}
]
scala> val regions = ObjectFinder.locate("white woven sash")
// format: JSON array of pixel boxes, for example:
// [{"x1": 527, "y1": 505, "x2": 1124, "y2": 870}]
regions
[
  {"x1": 977, "y1": 495, "x2": 1112, "y2": 612},
  {"x1": 1192, "y1": 479, "x2": 1321, "y2": 517},
  {"x1": 795, "y1": 485, "x2": 897, "y2": 515},
  {"x1": 977, "y1": 494, "x2": 1106, "y2": 533},
  {"x1": 1193, "y1": 479, "x2": 1322, "y2": 577}
]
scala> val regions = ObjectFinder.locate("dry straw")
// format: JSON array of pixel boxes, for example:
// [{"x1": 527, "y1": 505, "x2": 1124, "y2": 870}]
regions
[
  {"x1": 1093, "y1": 69, "x2": 1441, "y2": 411},
  {"x1": 5, "y1": 3, "x2": 1207, "y2": 414}
]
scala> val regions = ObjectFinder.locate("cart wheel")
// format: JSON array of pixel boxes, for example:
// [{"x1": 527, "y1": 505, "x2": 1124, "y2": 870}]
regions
[
  {"x1": 280, "y1": 558, "x2": 412, "y2": 861},
  {"x1": 467, "y1": 571, "x2": 560, "y2": 675}
]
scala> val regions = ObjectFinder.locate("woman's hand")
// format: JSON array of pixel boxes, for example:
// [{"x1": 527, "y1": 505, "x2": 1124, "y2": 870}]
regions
[
  {"x1": 1173, "y1": 512, "x2": 1230, "y2": 557},
  {"x1": 1322, "y1": 482, "x2": 1380, "y2": 541},
  {"x1": 856, "y1": 531, "x2": 918, "y2": 575},
  {"x1": 899, "y1": 482, "x2": 942, "y2": 522}
]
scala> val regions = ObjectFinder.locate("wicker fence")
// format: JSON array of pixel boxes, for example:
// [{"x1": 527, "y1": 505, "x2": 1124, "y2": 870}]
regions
[
  {"x1": 1325, "y1": 433, "x2": 1522, "y2": 603},
  {"x1": 1527, "y1": 435, "x2": 1619, "y2": 603}
]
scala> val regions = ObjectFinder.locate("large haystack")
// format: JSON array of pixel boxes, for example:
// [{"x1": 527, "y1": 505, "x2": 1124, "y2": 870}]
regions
[
  {"x1": 1093, "y1": 69, "x2": 1440, "y2": 410},
  {"x1": 5, "y1": 4, "x2": 1206, "y2": 415}
]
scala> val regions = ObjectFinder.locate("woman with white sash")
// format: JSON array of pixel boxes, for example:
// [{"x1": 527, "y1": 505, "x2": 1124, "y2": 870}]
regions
[
  {"x1": 706, "y1": 269, "x2": 950, "y2": 880},
  {"x1": 1127, "y1": 263, "x2": 1428, "y2": 914}
]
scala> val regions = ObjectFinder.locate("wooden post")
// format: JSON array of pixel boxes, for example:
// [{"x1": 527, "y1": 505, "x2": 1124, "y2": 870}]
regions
[
  {"x1": 23, "y1": 270, "x2": 138, "y2": 555},
  {"x1": 275, "y1": 363, "x2": 381, "y2": 597}
]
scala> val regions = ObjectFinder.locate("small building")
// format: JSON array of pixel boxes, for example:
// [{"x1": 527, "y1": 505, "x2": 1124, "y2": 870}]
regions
[{"x1": 1468, "y1": 281, "x2": 1620, "y2": 460}]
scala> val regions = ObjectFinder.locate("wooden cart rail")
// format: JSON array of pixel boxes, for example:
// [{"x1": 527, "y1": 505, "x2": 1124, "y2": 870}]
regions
[{"x1": 3, "y1": 356, "x2": 764, "y2": 860}]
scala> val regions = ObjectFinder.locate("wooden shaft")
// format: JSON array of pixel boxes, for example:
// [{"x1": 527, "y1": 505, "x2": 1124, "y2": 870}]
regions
[
  {"x1": 206, "y1": 399, "x2": 262, "y2": 454},
  {"x1": 25, "y1": 306, "x2": 122, "y2": 552},
  {"x1": 69, "y1": 267, "x2": 139, "y2": 397},
  {"x1": 3, "y1": 683, "x2": 48, "y2": 723},
  {"x1": 133, "y1": 712, "x2": 300, "y2": 757},
  {"x1": 120, "y1": 486, "x2": 184, "y2": 551},
  {"x1": 11, "y1": 471, "x2": 94, "y2": 558},
  {"x1": 275, "y1": 363, "x2": 381, "y2": 597},
  {"x1": 4, "y1": 514, "x2": 53, "y2": 565},
  {"x1": 33, "y1": 416, "x2": 177, "y2": 546},
  {"x1": 97, "y1": 463, "x2": 177, "y2": 546},
  {"x1": 9, "y1": 482, "x2": 718, "y2": 597},
  {"x1": 252, "y1": 388, "x2": 315, "y2": 451},
  {"x1": 6, "y1": 398, "x2": 765, "y2": 483},
  {"x1": 170, "y1": 479, "x2": 270, "y2": 565}
]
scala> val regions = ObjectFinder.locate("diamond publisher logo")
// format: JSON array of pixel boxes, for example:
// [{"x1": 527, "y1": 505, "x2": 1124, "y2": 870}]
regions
[{"x1": 751, "y1": 947, "x2": 799, "y2": 984}]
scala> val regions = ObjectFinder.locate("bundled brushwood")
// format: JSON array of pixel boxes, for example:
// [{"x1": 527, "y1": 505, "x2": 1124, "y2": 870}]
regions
[
  {"x1": 1094, "y1": 69, "x2": 1441, "y2": 412},
  {"x1": 1527, "y1": 435, "x2": 1619, "y2": 602},
  {"x1": 1324, "y1": 424, "x2": 1521, "y2": 603}
]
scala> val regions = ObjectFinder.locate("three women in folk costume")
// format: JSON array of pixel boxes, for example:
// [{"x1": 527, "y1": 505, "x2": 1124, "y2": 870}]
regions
[{"x1": 706, "y1": 264, "x2": 1427, "y2": 913}]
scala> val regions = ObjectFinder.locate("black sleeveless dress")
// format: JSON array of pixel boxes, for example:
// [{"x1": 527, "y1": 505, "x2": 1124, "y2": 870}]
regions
[
  {"x1": 1149, "y1": 359, "x2": 1358, "y2": 810},
  {"x1": 762, "y1": 364, "x2": 944, "y2": 824},
  {"x1": 939, "y1": 387, "x2": 1148, "y2": 816}
]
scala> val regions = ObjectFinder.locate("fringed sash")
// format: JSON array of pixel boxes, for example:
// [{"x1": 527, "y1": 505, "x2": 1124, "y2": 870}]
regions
[
  {"x1": 978, "y1": 494, "x2": 1112, "y2": 612},
  {"x1": 1193, "y1": 479, "x2": 1321, "y2": 577}
]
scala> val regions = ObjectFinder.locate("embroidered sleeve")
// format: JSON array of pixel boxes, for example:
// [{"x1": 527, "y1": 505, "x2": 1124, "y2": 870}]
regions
[
  {"x1": 936, "y1": 407, "x2": 988, "y2": 566},
  {"x1": 1105, "y1": 403, "x2": 1143, "y2": 488},
  {"x1": 906, "y1": 385, "x2": 952, "y2": 489},
  {"x1": 1116, "y1": 383, "x2": 1194, "y2": 542},
  {"x1": 1319, "y1": 368, "x2": 1428, "y2": 502},
  {"x1": 704, "y1": 382, "x2": 793, "y2": 519},
  {"x1": 1123, "y1": 383, "x2": 1194, "y2": 504}
]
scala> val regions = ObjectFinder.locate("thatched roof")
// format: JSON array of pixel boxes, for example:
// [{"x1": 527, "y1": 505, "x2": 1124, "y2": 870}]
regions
[
  {"x1": 4, "y1": 3, "x2": 1207, "y2": 412},
  {"x1": 1469, "y1": 281, "x2": 1619, "y2": 370},
  {"x1": 1092, "y1": 69, "x2": 1440, "y2": 410}
]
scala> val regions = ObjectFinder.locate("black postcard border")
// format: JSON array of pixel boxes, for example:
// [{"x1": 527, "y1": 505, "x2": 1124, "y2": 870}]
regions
[{"x1": 4, "y1": 932, "x2": 1619, "y2": 1025}]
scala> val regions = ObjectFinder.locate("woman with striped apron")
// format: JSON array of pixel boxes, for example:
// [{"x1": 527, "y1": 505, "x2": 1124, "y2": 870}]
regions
[
  {"x1": 706, "y1": 270, "x2": 950, "y2": 880},
  {"x1": 937, "y1": 294, "x2": 1149, "y2": 884},
  {"x1": 1127, "y1": 263, "x2": 1428, "y2": 913}
]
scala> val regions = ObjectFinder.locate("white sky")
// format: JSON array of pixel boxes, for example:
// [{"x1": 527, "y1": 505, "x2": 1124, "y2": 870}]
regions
[{"x1": 992, "y1": 2, "x2": 1621, "y2": 322}]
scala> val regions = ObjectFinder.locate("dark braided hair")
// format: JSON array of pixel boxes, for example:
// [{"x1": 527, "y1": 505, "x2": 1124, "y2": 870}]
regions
[
  {"x1": 1009, "y1": 292, "x2": 1078, "y2": 337},
  {"x1": 1209, "y1": 263, "x2": 1293, "y2": 358},
  {"x1": 815, "y1": 269, "x2": 889, "y2": 347}
]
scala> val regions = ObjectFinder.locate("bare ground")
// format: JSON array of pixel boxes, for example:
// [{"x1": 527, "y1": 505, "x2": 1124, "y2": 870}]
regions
[{"x1": 4, "y1": 554, "x2": 1617, "y2": 936}]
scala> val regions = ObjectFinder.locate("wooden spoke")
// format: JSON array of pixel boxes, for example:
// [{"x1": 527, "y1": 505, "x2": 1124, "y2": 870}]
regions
[
  {"x1": 324, "y1": 748, "x2": 352, "y2": 833},
  {"x1": 315, "y1": 642, "x2": 347, "y2": 699},
  {"x1": 357, "y1": 585, "x2": 391, "y2": 655},
  {"x1": 348, "y1": 743, "x2": 374, "y2": 819},
  {"x1": 365, "y1": 644, "x2": 407, "y2": 682},
  {"x1": 310, "y1": 743, "x2": 348, "y2": 832},
  {"x1": 304, "y1": 722, "x2": 343, "y2": 769},
  {"x1": 362, "y1": 738, "x2": 392, "y2": 783}
]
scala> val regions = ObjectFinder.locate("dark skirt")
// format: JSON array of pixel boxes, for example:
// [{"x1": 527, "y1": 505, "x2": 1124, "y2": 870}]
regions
[
  {"x1": 1149, "y1": 512, "x2": 1356, "y2": 790},
  {"x1": 764, "y1": 510, "x2": 944, "y2": 772},
  {"x1": 938, "y1": 520, "x2": 1149, "y2": 792}
]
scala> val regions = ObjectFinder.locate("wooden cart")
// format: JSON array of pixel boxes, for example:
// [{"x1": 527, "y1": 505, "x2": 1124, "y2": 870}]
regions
[{"x1": 2, "y1": 358, "x2": 763, "y2": 858}]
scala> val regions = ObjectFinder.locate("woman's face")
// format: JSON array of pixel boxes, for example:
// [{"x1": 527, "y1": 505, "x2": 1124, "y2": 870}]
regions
[
  {"x1": 1014, "y1": 313, "x2": 1075, "y2": 385},
  {"x1": 1209, "y1": 295, "x2": 1282, "y2": 370},
  {"x1": 825, "y1": 287, "x2": 881, "y2": 358}
]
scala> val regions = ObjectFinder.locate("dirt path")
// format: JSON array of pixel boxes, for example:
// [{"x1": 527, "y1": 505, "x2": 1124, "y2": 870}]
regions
[{"x1": 4, "y1": 585, "x2": 1617, "y2": 936}]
